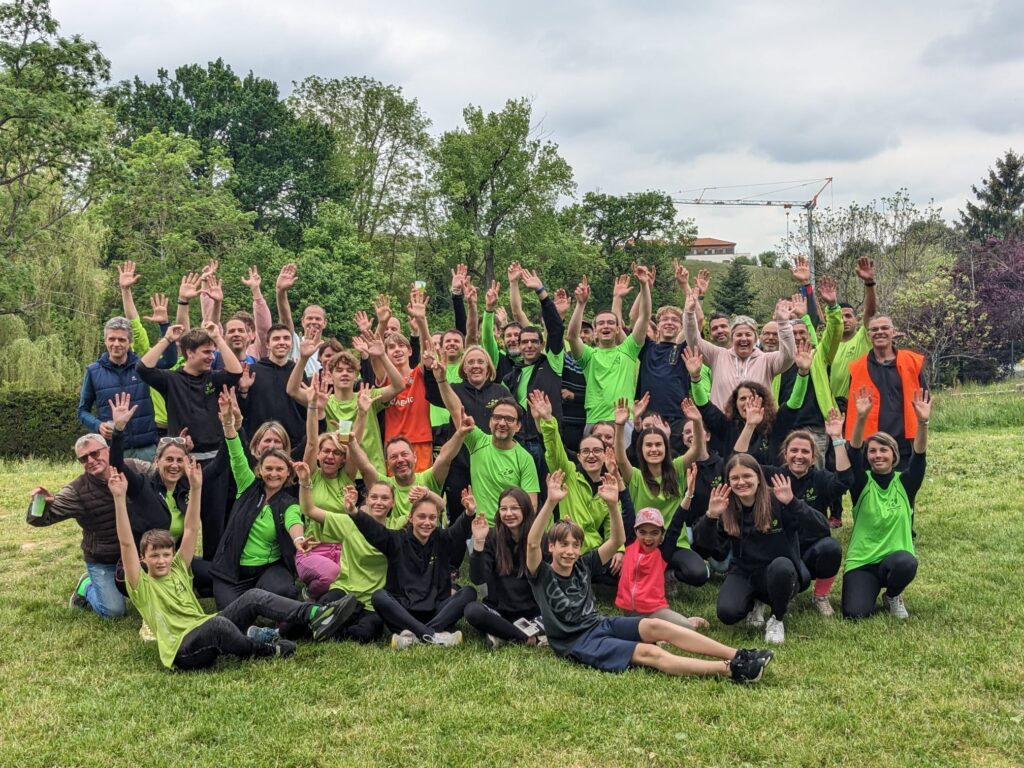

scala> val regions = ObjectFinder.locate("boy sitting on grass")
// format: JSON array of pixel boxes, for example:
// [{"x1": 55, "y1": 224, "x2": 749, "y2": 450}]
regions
[
  {"x1": 526, "y1": 469, "x2": 773, "y2": 683},
  {"x1": 110, "y1": 459, "x2": 356, "y2": 670}
]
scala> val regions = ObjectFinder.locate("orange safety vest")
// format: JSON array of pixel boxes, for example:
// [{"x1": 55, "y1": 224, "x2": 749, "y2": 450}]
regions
[{"x1": 845, "y1": 349, "x2": 924, "y2": 441}]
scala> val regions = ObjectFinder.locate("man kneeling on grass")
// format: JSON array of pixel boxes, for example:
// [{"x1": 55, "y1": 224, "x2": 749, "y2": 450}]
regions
[
  {"x1": 526, "y1": 469, "x2": 773, "y2": 683},
  {"x1": 109, "y1": 459, "x2": 357, "y2": 670}
]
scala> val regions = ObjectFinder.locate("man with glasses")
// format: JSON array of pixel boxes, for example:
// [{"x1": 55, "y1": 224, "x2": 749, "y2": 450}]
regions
[{"x1": 27, "y1": 434, "x2": 128, "y2": 618}]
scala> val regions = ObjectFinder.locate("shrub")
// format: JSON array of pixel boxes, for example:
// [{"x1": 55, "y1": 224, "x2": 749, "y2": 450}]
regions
[{"x1": 0, "y1": 391, "x2": 81, "y2": 459}]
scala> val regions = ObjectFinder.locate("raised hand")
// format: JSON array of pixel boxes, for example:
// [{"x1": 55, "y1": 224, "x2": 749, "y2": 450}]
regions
[
  {"x1": 299, "y1": 329, "x2": 321, "y2": 359},
  {"x1": 649, "y1": 414, "x2": 671, "y2": 437},
  {"x1": 185, "y1": 456, "x2": 204, "y2": 490},
  {"x1": 680, "y1": 397, "x2": 701, "y2": 423},
  {"x1": 373, "y1": 293, "x2": 392, "y2": 323},
  {"x1": 107, "y1": 469, "x2": 128, "y2": 498},
  {"x1": 461, "y1": 486, "x2": 477, "y2": 515},
  {"x1": 597, "y1": 472, "x2": 619, "y2": 504},
  {"x1": 471, "y1": 509, "x2": 489, "y2": 546},
  {"x1": 794, "y1": 339, "x2": 814, "y2": 374},
  {"x1": 108, "y1": 392, "x2": 138, "y2": 431},
  {"x1": 406, "y1": 287, "x2": 427, "y2": 321},
  {"x1": 494, "y1": 306, "x2": 509, "y2": 327},
  {"x1": 117, "y1": 260, "x2": 139, "y2": 289},
  {"x1": 552, "y1": 288, "x2": 570, "y2": 318},
  {"x1": 912, "y1": 388, "x2": 932, "y2": 422},
  {"x1": 218, "y1": 386, "x2": 236, "y2": 425},
  {"x1": 458, "y1": 412, "x2": 476, "y2": 435},
  {"x1": 695, "y1": 269, "x2": 711, "y2": 296},
  {"x1": 546, "y1": 469, "x2": 569, "y2": 504},
  {"x1": 854, "y1": 385, "x2": 874, "y2": 416},
  {"x1": 685, "y1": 462, "x2": 698, "y2": 497},
  {"x1": 463, "y1": 279, "x2": 479, "y2": 306},
  {"x1": 507, "y1": 261, "x2": 522, "y2": 284},
  {"x1": 818, "y1": 275, "x2": 838, "y2": 306},
  {"x1": 353, "y1": 310, "x2": 372, "y2": 335},
  {"x1": 632, "y1": 391, "x2": 650, "y2": 423},
  {"x1": 276, "y1": 263, "x2": 297, "y2": 292},
  {"x1": 450, "y1": 263, "x2": 468, "y2": 294},
  {"x1": 683, "y1": 346, "x2": 703, "y2": 379},
  {"x1": 528, "y1": 390, "x2": 553, "y2": 421},
  {"x1": 790, "y1": 292, "x2": 808, "y2": 319},
  {"x1": 485, "y1": 280, "x2": 499, "y2": 312},
  {"x1": 673, "y1": 259, "x2": 690, "y2": 290},
  {"x1": 520, "y1": 268, "x2": 543, "y2": 291},
  {"x1": 298, "y1": 371, "x2": 318, "y2": 407},
  {"x1": 202, "y1": 274, "x2": 223, "y2": 303},
  {"x1": 770, "y1": 474, "x2": 794, "y2": 504},
  {"x1": 574, "y1": 275, "x2": 591, "y2": 305},
  {"x1": 343, "y1": 485, "x2": 358, "y2": 513},
  {"x1": 164, "y1": 324, "x2": 185, "y2": 344},
  {"x1": 744, "y1": 392, "x2": 765, "y2": 427},
  {"x1": 200, "y1": 259, "x2": 219, "y2": 280},
  {"x1": 238, "y1": 362, "x2": 256, "y2": 392},
  {"x1": 791, "y1": 255, "x2": 811, "y2": 284},
  {"x1": 356, "y1": 383, "x2": 375, "y2": 413},
  {"x1": 825, "y1": 408, "x2": 845, "y2": 439},
  {"x1": 408, "y1": 485, "x2": 428, "y2": 504},
  {"x1": 144, "y1": 293, "x2": 169, "y2": 324},
  {"x1": 855, "y1": 256, "x2": 876, "y2": 283},
  {"x1": 352, "y1": 330, "x2": 382, "y2": 358},
  {"x1": 613, "y1": 397, "x2": 631, "y2": 427},
  {"x1": 774, "y1": 298, "x2": 794, "y2": 322},
  {"x1": 612, "y1": 274, "x2": 632, "y2": 299},
  {"x1": 178, "y1": 272, "x2": 202, "y2": 303},
  {"x1": 684, "y1": 283, "x2": 700, "y2": 313},
  {"x1": 707, "y1": 484, "x2": 731, "y2": 518},
  {"x1": 241, "y1": 265, "x2": 261, "y2": 291},
  {"x1": 293, "y1": 461, "x2": 312, "y2": 486},
  {"x1": 201, "y1": 320, "x2": 221, "y2": 342},
  {"x1": 631, "y1": 261, "x2": 655, "y2": 287}
]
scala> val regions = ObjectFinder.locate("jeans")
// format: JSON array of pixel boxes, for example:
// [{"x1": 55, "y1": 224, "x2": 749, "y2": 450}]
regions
[{"x1": 85, "y1": 562, "x2": 127, "y2": 619}]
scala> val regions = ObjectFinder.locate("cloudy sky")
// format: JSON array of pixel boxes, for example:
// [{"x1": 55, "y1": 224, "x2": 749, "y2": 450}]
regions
[{"x1": 53, "y1": 0, "x2": 1023, "y2": 254}]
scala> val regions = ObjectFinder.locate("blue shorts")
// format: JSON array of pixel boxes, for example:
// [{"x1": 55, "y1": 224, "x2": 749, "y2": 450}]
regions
[{"x1": 567, "y1": 617, "x2": 644, "y2": 673}]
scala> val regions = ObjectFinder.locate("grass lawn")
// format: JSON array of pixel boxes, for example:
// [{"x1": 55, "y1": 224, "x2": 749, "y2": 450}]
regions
[{"x1": 2, "y1": 429, "x2": 1023, "y2": 768}]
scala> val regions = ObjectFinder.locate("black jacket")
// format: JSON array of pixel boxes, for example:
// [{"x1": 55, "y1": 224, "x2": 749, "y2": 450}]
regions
[
  {"x1": 211, "y1": 483, "x2": 298, "y2": 582},
  {"x1": 241, "y1": 358, "x2": 306, "y2": 452},
  {"x1": 762, "y1": 464, "x2": 852, "y2": 545},
  {"x1": 503, "y1": 295, "x2": 565, "y2": 439},
  {"x1": 353, "y1": 509, "x2": 474, "y2": 612},
  {"x1": 469, "y1": 532, "x2": 539, "y2": 615}
]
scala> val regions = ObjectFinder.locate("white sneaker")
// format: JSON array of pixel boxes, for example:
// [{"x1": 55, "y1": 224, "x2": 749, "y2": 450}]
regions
[
  {"x1": 744, "y1": 600, "x2": 768, "y2": 629},
  {"x1": 764, "y1": 615, "x2": 785, "y2": 644},
  {"x1": 427, "y1": 630, "x2": 463, "y2": 647},
  {"x1": 883, "y1": 593, "x2": 909, "y2": 619},
  {"x1": 484, "y1": 633, "x2": 506, "y2": 650},
  {"x1": 138, "y1": 621, "x2": 157, "y2": 642},
  {"x1": 812, "y1": 595, "x2": 834, "y2": 616},
  {"x1": 390, "y1": 630, "x2": 419, "y2": 650}
]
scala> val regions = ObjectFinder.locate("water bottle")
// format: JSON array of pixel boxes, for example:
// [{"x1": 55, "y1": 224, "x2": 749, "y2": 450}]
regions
[{"x1": 30, "y1": 492, "x2": 46, "y2": 518}]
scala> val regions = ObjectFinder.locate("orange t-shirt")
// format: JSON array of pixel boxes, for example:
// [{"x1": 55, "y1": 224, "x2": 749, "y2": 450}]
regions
[{"x1": 383, "y1": 367, "x2": 434, "y2": 465}]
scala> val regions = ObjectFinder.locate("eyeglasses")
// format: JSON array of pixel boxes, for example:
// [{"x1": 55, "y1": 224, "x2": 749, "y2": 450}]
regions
[
  {"x1": 76, "y1": 448, "x2": 105, "y2": 464},
  {"x1": 490, "y1": 413, "x2": 518, "y2": 423},
  {"x1": 319, "y1": 448, "x2": 345, "y2": 457},
  {"x1": 159, "y1": 436, "x2": 187, "y2": 447},
  {"x1": 578, "y1": 447, "x2": 604, "y2": 456}
]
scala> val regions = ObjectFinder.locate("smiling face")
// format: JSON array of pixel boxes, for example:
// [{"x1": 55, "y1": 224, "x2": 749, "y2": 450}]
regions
[
  {"x1": 656, "y1": 309, "x2": 682, "y2": 343},
  {"x1": 792, "y1": 322, "x2": 809, "y2": 347},
  {"x1": 868, "y1": 316, "x2": 896, "y2": 354},
  {"x1": 635, "y1": 522, "x2": 664, "y2": 551},
  {"x1": 640, "y1": 431, "x2": 667, "y2": 468},
  {"x1": 548, "y1": 533, "x2": 581, "y2": 572},
  {"x1": 184, "y1": 342, "x2": 216, "y2": 374},
  {"x1": 157, "y1": 445, "x2": 187, "y2": 486},
  {"x1": 577, "y1": 436, "x2": 606, "y2": 475},
  {"x1": 409, "y1": 502, "x2": 439, "y2": 543},
  {"x1": 442, "y1": 331, "x2": 464, "y2": 362},
  {"x1": 224, "y1": 319, "x2": 249, "y2": 356},
  {"x1": 317, "y1": 435, "x2": 346, "y2": 476},
  {"x1": 580, "y1": 324, "x2": 595, "y2": 345},
  {"x1": 593, "y1": 312, "x2": 618, "y2": 347},
  {"x1": 365, "y1": 482, "x2": 394, "y2": 522},
  {"x1": 588, "y1": 423, "x2": 615, "y2": 451},
  {"x1": 489, "y1": 403, "x2": 520, "y2": 442},
  {"x1": 503, "y1": 325, "x2": 521, "y2": 355},
  {"x1": 141, "y1": 544, "x2": 175, "y2": 579},
  {"x1": 519, "y1": 330, "x2": 543, "y2": 364},
  {"x1": 257, "y1": 455, "x2": 291, "y2": 492},
  {"x1": 728, "y1": 463, "x2": 760, "y2": 502},
  {"x1": 301, "y1": 306, "x2": 326, "y2": 337},
  {"x1": 731, "y1": 324, "x2": 756, "y2": 359},
  {"x1": 759, "y1": 321, "x2": 779, "y2": 352},
  {"x1": 104, "y1": 329, "x2": 131, "y2": 364},
  {"x1": 267, "y1": 329, "x2": 293, "y2": 364},
  {"x1": 497, "y1": 493, "x2": 525, "y2": 532},
  {"x1": 386, "y1": 339, "x2": 411, "y2": 369},
  {"x1": 462, "y1": 348, "x2": 490, "y2": 387},
  {"x1": 331, "y1": 360, "x2": 357, "y2": 392},
  {"x1": 256, "y1": 429, "x2": 285, "y2": 457},
  {"x1": 386, "y1": 439, "x2": 415, "y2": 482},
  {"x1": 735, "y1": 386, "x2": 755, "y2": 420},
  {"x1": 866, "y1": 438, "x2": 896, "y2": 473},
  {"x1": 784, "y1": 437, "x2": 815, "y2": 477},
  {"x1": 76, "y1": 438, "x2": 110, "y2": 479},
  {"x1": 710, "y1": 318, "x2": 731, "y2": 345}
]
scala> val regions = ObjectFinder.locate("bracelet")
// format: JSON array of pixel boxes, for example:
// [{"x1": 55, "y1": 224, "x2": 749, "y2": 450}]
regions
[
  {"x1": 535, "y1": 285, "x2": 546, "y2": 294},
  {"x1": 683, "y1": 492, "x2": 694, "y2": 500},
  {"x1": 698, "y1": 295, "x2": 705, "y2": 301},
  {"x1": 293, "y1": 536, "x2": 305, "y2": 544},
  {"x1": 863, "y1": 281, "x2": 876, "y2": 287},
  {"x1": 300, "y1": 482, "x2": 312, "y2": 489},
  {"x1": 920, "y1": 419, "x2": 929, "y2": 426},
  {"x1": 307, "y1": 404, "x2": 318, "y2": 411},
  {"x1": 177, "y1": 300, "x2": 189, "y2": 306},
  {"x1": 832, "y1": 439, "x2": 845, "y2": 447}
]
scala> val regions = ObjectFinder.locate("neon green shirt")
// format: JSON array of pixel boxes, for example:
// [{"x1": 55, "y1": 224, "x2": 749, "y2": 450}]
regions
[
  {"x1": 305, "y1": 467, "x2": 354, "y2": 541},
  {"x1": 325, "y1": 392, "x2": 386, "y2": 475},
  {"x1": 385, "y1": 469, "x2": 442, "y2": 519},
  {"x1": 627, "y1": 456, "x2": 691, "y2": 547},
  {"x1": 578, "y1": 336, "x2": 643, "y2": 422},
  {"x1": 845, "y1": 471, "x2": 915, "y2": 572},
  {"x1": 130, "y1": 316, "x2": 168, "y2": 428},
  {"x1": 319, "y1": 511, "x2": 408, "y2": 609},
  {"x1": 829, "y1": 326, "x2": 870, "y2": 400},
  {"x1": 164, "y1": 488, "x2": 184, "y2": 540},
  {"x1": 464, "y1": 426, "x2": 540, "y2": 524},
  {"x1": 539, "y1": 418, "x2": 609, "y2": 552}
]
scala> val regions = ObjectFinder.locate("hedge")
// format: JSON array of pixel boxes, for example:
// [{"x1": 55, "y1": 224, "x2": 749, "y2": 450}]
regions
[{"x1": 0, "y1": 390, "x2": 82, "y2": 459}]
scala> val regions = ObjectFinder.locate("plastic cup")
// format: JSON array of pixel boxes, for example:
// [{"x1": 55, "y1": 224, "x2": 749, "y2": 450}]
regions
[{"x1": 337, "y1": 420, "x2": 353, "y2": 443}]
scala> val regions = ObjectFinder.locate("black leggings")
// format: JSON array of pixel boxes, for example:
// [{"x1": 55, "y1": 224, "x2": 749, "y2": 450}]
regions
[
  {"x1": 717, "y1": 557, "x2": 799, "y2": 624},
  {"x1": 174, "y1": 588, "x2": 313, "y2": 670},
  {"x1": 669, "y1": 547, "x2": 711, "y2": 587},
  {"x1": 801, "y1": 537, "x2": 842, "y2": 580},
  {"x1": 463, "y1": 602, "x2": 539, "y2": 643},
  {"x1": 371, "y1": 586, "x2": 477, "y2": 639},
  {"x1": 212, "y1": 562, "x2": 298, "y2": 610},
  {"x1": 319, "y1": 589, "x2": 385, "y2": 643},
  {"x1": 841, "y1": 551, "x2": 918, "y2": 620}
]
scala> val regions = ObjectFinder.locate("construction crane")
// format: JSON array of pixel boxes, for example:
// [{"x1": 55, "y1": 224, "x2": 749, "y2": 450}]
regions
[{"x1": 674, "y1": 177, "x2": 833, "y2": 280}]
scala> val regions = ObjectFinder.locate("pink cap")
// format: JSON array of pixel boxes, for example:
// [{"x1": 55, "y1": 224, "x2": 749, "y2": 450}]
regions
[{"x1": 634, "y1": 507, "x2": 665, "y2": 530}]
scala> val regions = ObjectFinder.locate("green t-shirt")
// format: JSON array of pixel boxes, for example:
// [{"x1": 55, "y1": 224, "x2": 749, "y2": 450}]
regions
[
  {"x1": 227, "y1": 435, "x2": 302, "y2": 566},
  {"x1": 578, "y1": 336, "x2": 643, "y2": 422},
  {"x1": 130, "y1": 316, "x2": 168, "y2": 428},
  {"x1": 319, "y1": 511, "x2": 407, "y2": 609},
  {"x1": 385, "y1": 469, "x2": 442, "y2": 519},
  {"x1": 829, "y1": 326, "x2": 870, "y2": 400},
  {"x1": 464, "y1": 426, "x2": 541, "y2": 524},
  {"x1": 325, "y1": 392, "x2": 386, "y2": 476},
  {"x1": 627, "y1": 456, "x2": 691, "y2": 548},
  {"x1": 305, "y1": 468, "x2": 354, "y2": 541},
  {"x1": 845, "y1": 471, "x2": 915, "y2": 573},
  {"x1": 514, "y1": 351, "x2": 565, "y2": 409},
  {"x1": 126, "y1": 553, "x2": 212, "y2": 669},
  {"x1": 165, "y1": 488, "x2": 184, "y2": 540}
]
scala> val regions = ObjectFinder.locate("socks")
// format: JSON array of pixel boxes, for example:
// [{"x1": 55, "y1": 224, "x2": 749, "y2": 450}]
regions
[
  {"x1": 814, "y1": 576, "x2": 836, "y2": 598},
  {"x1": 307, "y1": 605, "x2": 322, "y2": 622},
  {"x1": 76, "y1": 576, "x2": 92, "y2": 598}
]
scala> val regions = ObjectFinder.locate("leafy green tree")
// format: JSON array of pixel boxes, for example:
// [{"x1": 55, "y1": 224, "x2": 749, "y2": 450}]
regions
[
  {"x1": 288, "y1": 76, "x2": 431, "y2": 242},
  {"x1": 104, "y1": 59, "x2": 339, "y2": 247},
  {"x1": 428, "y1": 98, "x2": 574, "y2": 285},
  {"x1": 712, "y1": 259, "x2": 756, "y2": 317},
  {"x1": 958, "y1": 149, "x2": 1024, "y2": 241},
  {"x1": 756, "y1": 250, "x2": 780, "y2": 267}
]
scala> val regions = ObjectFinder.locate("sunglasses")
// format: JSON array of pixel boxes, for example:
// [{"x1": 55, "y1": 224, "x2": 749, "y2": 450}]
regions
[
  {"x1": 159, "y1": 436, "x2": 188, "y2": 447},
  {"x1": 76, "y1": 448, "x2": 105, "y2": 464}
]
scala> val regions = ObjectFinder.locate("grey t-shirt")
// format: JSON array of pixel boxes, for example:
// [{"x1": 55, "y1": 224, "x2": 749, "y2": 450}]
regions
[{"x1": 528, "y1": 549, "x2": 603, "y2": 657}]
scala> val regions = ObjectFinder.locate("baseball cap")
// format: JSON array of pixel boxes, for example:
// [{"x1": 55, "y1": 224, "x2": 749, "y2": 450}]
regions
[{"x1": 634, "y1": 507, "x2": 665, "y2": 530}]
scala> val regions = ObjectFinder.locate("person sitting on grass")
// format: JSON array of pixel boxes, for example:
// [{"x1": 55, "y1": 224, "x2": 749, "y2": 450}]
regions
[
  {"x1": 110, "y1": 465, "x2": 354, "y2": 670},
  {"x1": 463, "y1": 486, "x2": 546, "y2": 649},
  {"x1": 526, "y1": 469, "x2": 773, "y2": 683},
  {"x1": 841, "y1": 387, "x2": 930, "y2": 620}
]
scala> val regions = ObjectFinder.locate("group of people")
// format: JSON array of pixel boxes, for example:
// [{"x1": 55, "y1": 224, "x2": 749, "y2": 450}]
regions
[{"x1": 28, "y1": 252, "x2": 929, "y2": 684}]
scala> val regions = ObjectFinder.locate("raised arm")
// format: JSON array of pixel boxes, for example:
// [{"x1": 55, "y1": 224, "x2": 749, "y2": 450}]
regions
[
  {"x1": 824, "y1": 408, "x2": 851, "y2": 473},
  {"x1": 732, "y1": 390, "x2": 765, "y2": 456},
  {"x1": 117, "y1": 260, "x2": 140, "y2": 320},
  {"x1": 450, "y1": 264, "x2": 468, "y2": 335},
  {"x1": 178, "y1": 457, "x2": 203, "y2": 566},
  {"x1": 275, "y1": 263, "x2": 297, "y2": 333},
  {"x1": 176, "y1": 272, "x2": 201, "y2": 330},
  {"x1": 507, "y1": 261, "x2": 532, "y2": 327},
  {"x1": 203, "y1": 321, "x2": 242, "y2": 375},
  {"x1": 464, "y1": 280, "x2": 479, "y2": 346},
  {"x1": 679, "y1": 398, "x2": 705, "y2": 468},
  {"x1": 610, "y1": 274, "x2": 632, "y2": 331},
  {"x1": 630, "y1": 263, "x2": 654, "y2": 346},
  {"x1": 528, "y1": 470, "x2": 567, "y2": 574},
  {"x1": 612, "y1": 397, "x2": 634, "y2": 484},
  {"x1": 567, "y1": 276, "x2": 590, "y2": 358},
  {"x1": 430, "y1": 352, "x2": 464, "y2": 420},
  {"x1": 766, "y1": 299, "x2": 796, "y2": 376},
  {"x1": 241, "y1": 266, "x2": 272, "y2": 359},
  {"x1": 912, "y1": 389, "x2": 930, "y2": 454},
  {"x1": 406, "y1": 287, "x2": 431, "y2": 354},
  {"x1": 596, "y1": 472, "x2": 626, "y2": 565},
  {"x1": 431, "y1": 411, "x2": 473, "y2": 487},
  {"x1": 857, "y1": 257, "x2": 877, "y2": 329},
  {"x1": 140, "y1": 324, "x2": 184, "y2": 369},
  {"x1": 109, "y1": 470, "x2": 141, "y2": 589},
  {"x1": 850, "y1": 386, "x2": 873, "y2": 449}
]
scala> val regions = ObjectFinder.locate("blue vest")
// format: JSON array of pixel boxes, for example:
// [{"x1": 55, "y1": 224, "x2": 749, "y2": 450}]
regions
[{"x1": 78, "y1": 352, "x2": 158, "y2": 448}]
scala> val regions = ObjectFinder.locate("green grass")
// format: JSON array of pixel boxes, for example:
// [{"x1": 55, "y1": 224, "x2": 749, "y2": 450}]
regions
[
  {"x1": 2, "y1": 431, "x2": 1024, "y2": 768},
  {"x1": 931, "y1": 382, "x2": 1024, "y2": 432}
]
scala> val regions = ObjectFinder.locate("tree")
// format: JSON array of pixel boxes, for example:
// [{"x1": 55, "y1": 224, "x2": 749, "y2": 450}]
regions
[
  {"x1": 104, "y1": 59, "x2": 340, "y2": 247},
  {"x1": 427, "y1": 98, "x2": 575, "y2": 286},
  {"x1": 756, "y1": 250, "x2": 780, "y2": 268},
  {"x1": 958, "y1": 149, "x2": 1024, "y2": 242},
  {"x1": 288, "y1": 76, "x2": 431, "y2": 242},
  {"x1": 712, "y1": 260, "x2": 756, "y2": 316}
]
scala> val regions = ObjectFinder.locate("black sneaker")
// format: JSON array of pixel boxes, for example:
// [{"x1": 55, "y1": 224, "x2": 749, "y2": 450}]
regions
[
  {"x1": 310, "y1": 594, "x2": 359, "y2": 642},
  {"x1": 69, "y1": 574, "x2": 90, "y2": 609},
  {"x1": 274, "y1": 638, "x2": 297, "y2": 658},
  {"x1": 730, "y1": 649, "x2": 772, "y2": 683}
]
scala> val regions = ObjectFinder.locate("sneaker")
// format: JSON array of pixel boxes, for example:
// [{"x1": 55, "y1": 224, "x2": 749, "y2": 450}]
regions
[
  {"x1": 536, "y1": 634, "x2": 549, "y2": 647},
  {"x1": 729, "y1": 652, "x2": 770, "y2": 684},
  {"x1": 734, "y1": 648, "x2": 775, "y2": 665},
  {"x1": 311, "y1": 594, "x2": 359, "y2": 642},
  {"x1": 69, "y1": 574, "x2": 90, "y2": 609},
  {"x1": 812, "y1": 594, "x2": 835, "y2": 616},
  {"x1": 744, "y1": 600, "x2": 768, "y2": 629},
  {"x1": 427, "y1": 630, "x2": 463, "y2": 647},
  {"x1": 247, "y1": 625, "x2": 280, "y2": 645},
  {"x1": 883, "y1": 593, "x2": 909, "y2": 619},
  {"x1": 274, "y1": 638, "x2": 297, "y2": 658},
  {"x1": 484, "y1": 633, "x2": 506, "y2": 650},
  {"x1": 764, "y1": 615, "x2": 785, "y2": 644},
  {"x1": 391, "y1": 630, "x2": 419, "y2": 650},
  {"x1": 138, "y1": 621, "x2": 157, "y2": 642}
]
